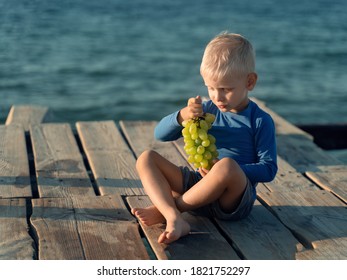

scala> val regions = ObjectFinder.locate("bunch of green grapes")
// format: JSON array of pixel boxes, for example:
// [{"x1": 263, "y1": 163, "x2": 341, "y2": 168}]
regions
[{"x1": 182, "y1": 113, "x2": 218, "y2": 170}]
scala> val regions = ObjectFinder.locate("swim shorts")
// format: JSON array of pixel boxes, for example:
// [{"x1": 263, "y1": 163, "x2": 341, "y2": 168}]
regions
[{"x1": 179, "y1": 166, "x2": 256, "y2": 220}]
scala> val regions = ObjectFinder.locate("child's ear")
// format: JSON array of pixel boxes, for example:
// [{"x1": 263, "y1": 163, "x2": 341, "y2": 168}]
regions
[{"x1": 246, "y1": 73, "x2": 257, "y2": 90}]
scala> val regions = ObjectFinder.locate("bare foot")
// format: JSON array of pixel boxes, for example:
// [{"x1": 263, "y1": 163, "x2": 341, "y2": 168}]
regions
[
  {"x1": 131, "y1": 205, "x2": 165, "y2": 226},
  {"x1": 158, "y1": 216, "x2": 190, "y2": 244}
]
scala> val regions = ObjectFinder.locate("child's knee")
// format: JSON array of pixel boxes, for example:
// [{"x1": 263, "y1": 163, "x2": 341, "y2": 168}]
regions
[
  {"x1": 136, "y1": 150, "x2": 158, "y2": 171},
  {"x1": 213, "y1": 158, "x2": 242, "y2": 178},
  {"x1": 214, "y1": 158, "x2": 248, "y2": 189}
]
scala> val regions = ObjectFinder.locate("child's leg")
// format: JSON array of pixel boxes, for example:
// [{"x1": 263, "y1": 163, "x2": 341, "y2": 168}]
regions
[
  {"x1": 132, "y1": 149, "x2": 184, "y2": 226},
  {"x1": 134, "y1": 150, "x2": 190, "y2": 244},
  {"x1": 133, "y1": 151, "x2": 248, "y2": 244},
  {"x1": 176, "y1": 157, "x2": 248, "y2": 214}
]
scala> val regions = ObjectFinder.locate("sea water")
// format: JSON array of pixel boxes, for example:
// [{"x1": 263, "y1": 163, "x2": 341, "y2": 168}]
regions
[{"x1": 1, "y1": 0, "x2": 346, "y2": 127}]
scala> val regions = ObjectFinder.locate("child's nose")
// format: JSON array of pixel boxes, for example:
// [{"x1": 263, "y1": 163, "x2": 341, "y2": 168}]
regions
[{"x1": 215, "y1": 89, "x2": 224, "y2": 101}]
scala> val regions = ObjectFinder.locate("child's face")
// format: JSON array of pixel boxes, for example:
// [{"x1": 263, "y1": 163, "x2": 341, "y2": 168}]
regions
[{"x1": 202, "y1": 72, "x2": 257, "y2": 113}]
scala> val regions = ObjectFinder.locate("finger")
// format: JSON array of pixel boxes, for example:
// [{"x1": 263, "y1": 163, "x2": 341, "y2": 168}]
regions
[
  {"x1": 198, "y1": 167, "x2": 207, "y2": 177},
  {"x1": 187, "y1": 97, "x2": 197, "y2": 106},
  {"x1": 198, "y1": 168, "x2": 203, "y2": 177},
  {"x1": 188, "y1": 96, "x2": 202, "y2": 105},
  {"x1": 201, "y1": 168, "x2": 209, "y2": 176},
  {"x1": 195, "y1": 95, "x2": 202, "y2": 104},
  {"x1": 188, "y1": 106, "x2": 203, "y2": 118},
  {"x1": 201, "y1": 167, "x2": 209, "y2": 173},
  {"x1": 190, "y1": 106, "x2": 203, "y2": 115}
]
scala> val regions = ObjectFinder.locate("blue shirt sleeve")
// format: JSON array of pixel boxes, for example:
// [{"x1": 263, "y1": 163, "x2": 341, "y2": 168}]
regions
[
  {"x1": 154, "y1": 111, "x2": 183, "y2": 141},
  {"x1": 239, "y1": 114, "x2": 278, "y2": 184}
]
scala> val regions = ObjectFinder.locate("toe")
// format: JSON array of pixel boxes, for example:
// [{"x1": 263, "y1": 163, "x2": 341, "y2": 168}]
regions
[
  {"x1": 158, "y1": 231, "x2": 168, "y2": 244},
  {"x1": 131, "y1": 208, "x2": 137, "y2": 215}
]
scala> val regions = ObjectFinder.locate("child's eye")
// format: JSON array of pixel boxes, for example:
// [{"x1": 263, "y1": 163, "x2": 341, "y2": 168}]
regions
[{"x1": 224, "y1": 88, "x2": 233, "y2": 92}]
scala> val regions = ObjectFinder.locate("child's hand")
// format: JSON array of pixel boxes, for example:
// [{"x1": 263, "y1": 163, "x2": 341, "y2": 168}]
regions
[
  {"x1": 187, "y1": 95, "x2": 203, "y2": 118},
  {"x1": 178, "y1": 95, "x2": 203, "y2": 125},
  {"x1": 198, "y1": 159, "x2": 219, "y2": 177}
]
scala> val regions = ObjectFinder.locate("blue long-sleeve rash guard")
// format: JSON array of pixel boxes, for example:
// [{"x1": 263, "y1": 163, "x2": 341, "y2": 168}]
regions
[{"x1": 154, "y1": 99, "x2": 278, "y2": 186}]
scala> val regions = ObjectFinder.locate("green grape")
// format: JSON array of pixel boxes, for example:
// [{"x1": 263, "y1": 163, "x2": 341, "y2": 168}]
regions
[
  {"x1": 200, "y1": 159, "x2": 209, "y2": 169},
  {"x1": 191, "y1": 132, "x2": 198, "y2": 140},
  {"x1": 181, "y1": 113, "x2": 219, "y2": 170},
  {"x1": 188, "y1": 146, "x2": 197, "y2": 155},
  {"x1": 194, "y1": 162, "x2": 201, "y2": 168},
  {"x1": 199, "y1": 119, "x2": 208, "y2": 131},
  {"x1": 189, "y1": 123, "x2": 197, "y2": 134},
  {"x1": 198, "y1": 129, "x2": 208, "y2": 140},
  {"x1": 188, "y1": 155, "x2": 195, "y2": 163},
  {"x1": 207, "y1": 144, "x2": 217, "y2": 152},
  {"x1": 185, "y1": 140, "x2": 195, "y2": 148},
  {"x1": 204, "y1": 150, "x2": 212, "y2": 160},
  {"x1": 182, "y1": 127, "x2": 190, "y2": 137},
  {"x1": 201, "y1": 139, "x2": 210, "y2": 147},
  {"x1": 196, "y1": 145, "x2": 205, "y2": 154},
  {"x1": 194, "y1": 138, "x2": 202, "y2": 145},
  {"x1": 194, "y1": 154, "x2": 203, "y2": 162},
  {"x1": 208, "y1": 134, "x2": 216, "y2": 144},
  {"x1": 205, "y1": 113, "x2": 216, "y2": 124}
]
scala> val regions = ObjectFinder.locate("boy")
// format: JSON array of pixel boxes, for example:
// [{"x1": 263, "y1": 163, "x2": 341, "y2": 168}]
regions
[{"x1": 132, "y1": 32, "x2": 278, "y2": 244}]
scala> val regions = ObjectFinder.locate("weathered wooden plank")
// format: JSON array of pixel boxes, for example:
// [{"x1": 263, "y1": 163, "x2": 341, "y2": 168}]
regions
[
  {"x1": 296, "y1": 238, "x2": 347, "y2": 260},
  {"x1": 0, "y1": 198, "x2": 35, "y2": 259},
  {"x1": 261, "y1": 171, "x2": 319, "y2": 193},
  {"x1": 127, "y1": 196, "x2": 240, "y2": 260},
  {"x1": 31, "y1": 195, "x2": 149, "y2": 260},
  {"x1": 256, "y1": 156, "x2": 301, "y2": 193},
  {"x1": 30, "y1": 124, "x2": 95, "y2": 198},
  {"x1": 276, "y1": 134, "x2": 342, "y2": 173},
  {"x1": 215, "y1": 200, "x2": 300, "y2": 259},
  {"x1": 276, "y1": 155, "x2": 297, "y2": 174},
  {"x1": 119, "y1": 121, "x2": 190, "y2": 167},
  {"x1": 119, "y1": 121, "x2": 157, "y2": 156},
  {"x1": 306, "y1": 165, "x2": 347, "y2": 204},
  {"x1": 0, "y1": 125, "x2": 32, "y2": 198},
  {"x1": 5, "y1": 105, "x2": 51, "y2": 131},
  {"x1": 31, "y1": 197, "x2": 84, "y2": 259},
  {"x1": 258, "y1": 190, "x2": 347, "y2": 259},
  {"x1": 76, "y1": 121, "x2": 144, "y2": 196}
]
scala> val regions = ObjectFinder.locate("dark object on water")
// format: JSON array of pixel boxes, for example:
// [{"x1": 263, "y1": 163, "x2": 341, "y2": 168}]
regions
[{"x1": 297, "y1": 123, "x2": 347, "y2": 150}]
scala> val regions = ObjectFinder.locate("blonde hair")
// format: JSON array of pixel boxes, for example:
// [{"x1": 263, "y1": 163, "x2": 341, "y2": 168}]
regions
[{"x1": 200, "y1": 32, "x2": 255, "y2": 80}]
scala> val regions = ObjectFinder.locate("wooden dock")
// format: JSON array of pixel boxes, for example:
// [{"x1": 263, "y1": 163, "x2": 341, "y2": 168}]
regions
[{"x1": 0, "y1": 99, "x2": 346, "y2": 260}]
